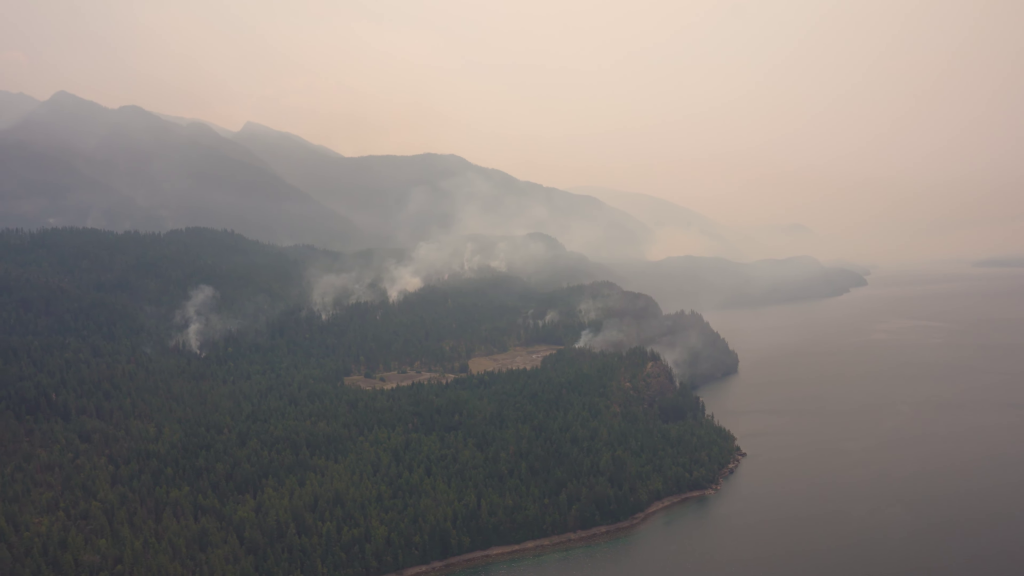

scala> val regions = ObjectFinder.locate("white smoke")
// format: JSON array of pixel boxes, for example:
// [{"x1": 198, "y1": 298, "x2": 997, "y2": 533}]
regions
[
  {"x1": 173, "y1": 285, "x2": 227, "y2": 355},
  {"x1": 573, "y1": 317, "x2": 644, "y2": 350},
  {"x1": 310, "y1": 271, "x2": 381, "y2": 318},
  {"x1": 379, "y1": 234, "x2": 559, "y2": 301},
  {"x1": 391, "y1": 172, "x2": 651, "y2": 262},
  {"x1": 570, "y1": 286, "x2": 732, "y2": 384},
  {"x1": 576, "y1": 316, "x2": 697, "y2": 381},
  {"x1": 306, "y1": 232, "x2": 597, "y2": 313},
  {"x1": 575, "y1": 328, "x2": 596, "y2": 347},
  {"x1": 577, "y1": 298, "x2": 601, "y2": 322}
]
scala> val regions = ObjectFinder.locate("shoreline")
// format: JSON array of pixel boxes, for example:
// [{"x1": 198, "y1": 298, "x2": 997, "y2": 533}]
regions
[{"x1": 384, "y1": 450, "x2": 747, "y2": 576}]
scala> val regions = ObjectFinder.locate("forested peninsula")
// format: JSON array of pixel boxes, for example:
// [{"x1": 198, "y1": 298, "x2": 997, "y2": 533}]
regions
[{"x1": 0, "y1": 227, "x2": 741, "y2": 576}]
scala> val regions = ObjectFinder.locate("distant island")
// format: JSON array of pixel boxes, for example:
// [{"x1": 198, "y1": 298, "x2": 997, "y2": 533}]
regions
[
  {"x1": 0, "y1": 227, "x2": 741, "y2": 576},
  {"x1": 975, "y1": 256, "x2": 1024, "y2": 268}
]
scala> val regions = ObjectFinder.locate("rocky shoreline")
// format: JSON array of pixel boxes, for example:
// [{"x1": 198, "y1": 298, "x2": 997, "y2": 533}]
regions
[{"x1": 384, "y1": 450, "x2": 747, "y2": 576}]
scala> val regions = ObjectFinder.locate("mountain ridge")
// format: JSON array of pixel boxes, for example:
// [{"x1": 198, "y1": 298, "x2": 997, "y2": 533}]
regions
[
  {"x1": 570, "y1": 185, "x2": 745, "y2": 260},
  {"x1": 0, "y1": 91, "x2": 366, "y2": 248},
  {"x1": 0, "y1": 89, "x2": 41, "y2": 130},
  {"x1": 232, "y1": 123, "x2": 653, "y2": 259},
  {"x1": 1, "y1": 90, "x2": 656, "y2": 260}
]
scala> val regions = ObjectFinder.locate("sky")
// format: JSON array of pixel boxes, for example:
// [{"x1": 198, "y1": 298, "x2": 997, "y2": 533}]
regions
[{"x1": 2, "y1": 0, "x2": 1022, "y2": 263}]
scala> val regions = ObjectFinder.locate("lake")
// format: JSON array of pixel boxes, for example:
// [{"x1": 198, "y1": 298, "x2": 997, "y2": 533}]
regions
[{"x1": 453, "y1": 267, "x2": 1024, "y2": 576}]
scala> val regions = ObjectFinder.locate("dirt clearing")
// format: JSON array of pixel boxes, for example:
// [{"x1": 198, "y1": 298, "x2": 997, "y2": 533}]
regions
[
  {"x1": 344, "y1": 345, "x2": 564, "y2": 390},
  {"x1": 467, "y1": 345, "x2": 562, "y2": 373}
]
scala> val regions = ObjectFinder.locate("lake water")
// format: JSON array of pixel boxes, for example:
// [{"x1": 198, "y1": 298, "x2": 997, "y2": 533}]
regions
[{"x1": 454, "y1": 267, "x2": 1024, "y2": 576}]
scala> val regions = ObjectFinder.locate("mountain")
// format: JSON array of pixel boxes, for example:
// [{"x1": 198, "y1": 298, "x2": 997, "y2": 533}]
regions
[
  {"x1": 233, "y1": 123, "x2": 653, "y2": 259},
  {"x1": 1, "y1": 91, "x2": 655, "y2": 260},
  {"x1": 0, "y1": 90, "x2": 40, "y2": 130},
  {"x1": 571, "y1": 186, "x2": 845, "y2": 263},
  {"x1": 156, "y1": 112, "x2": 236, "y2": 137},
  {"x1": 571, "y1": 186, "x2": 719, "y2": 233},
  {"x1": 0, "y1": 91, "x2": 365, "y2": 248},
  {"x1": 571, "y1": 185, "x2": 744, "y2": 259}
]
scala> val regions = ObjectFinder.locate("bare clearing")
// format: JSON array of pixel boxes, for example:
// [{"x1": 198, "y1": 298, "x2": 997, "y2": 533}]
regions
[
  {"x1": 344, "y1": 371, "x2": 451, "y2": 390},
  {"x1": 467, "y1": 345, "x2": 563, "y2": 374},
  {"x1": 344, "y1": 345, "x2": 563, "y2": 389}
]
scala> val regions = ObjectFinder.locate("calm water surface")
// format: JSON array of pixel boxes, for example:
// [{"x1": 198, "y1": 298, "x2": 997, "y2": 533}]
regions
[{"x1": 455, "y1": 268, "x2": 1024, "y2": 576}]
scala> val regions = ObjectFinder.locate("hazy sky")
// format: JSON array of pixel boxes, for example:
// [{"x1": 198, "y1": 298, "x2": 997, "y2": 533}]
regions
[{"x1": 3, "y1": 0, "x2": 1022, "y2": 262}]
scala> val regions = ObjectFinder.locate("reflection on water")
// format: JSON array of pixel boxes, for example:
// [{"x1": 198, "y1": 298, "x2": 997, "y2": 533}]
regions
[{"x1": 453, "y1": 267, "x2": 1024, "y2": 576}]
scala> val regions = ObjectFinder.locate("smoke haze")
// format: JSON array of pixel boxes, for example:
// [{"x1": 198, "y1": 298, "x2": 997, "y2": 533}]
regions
[{"x1": 3, "y1": 1, "x2": 1022, "y2": 263}]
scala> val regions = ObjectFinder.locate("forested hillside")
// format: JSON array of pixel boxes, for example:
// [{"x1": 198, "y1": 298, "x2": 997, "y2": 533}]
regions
[
  {"x1": 0, "y1": 227, "x2": 740, "y2": 575},
  {"x1": 0, "y1": 227, "x2": 737, "y2": 381}
]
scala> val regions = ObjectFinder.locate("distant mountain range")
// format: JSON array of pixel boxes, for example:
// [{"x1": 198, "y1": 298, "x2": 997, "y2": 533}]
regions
[
  {"x1": 393, "y1": 233, "x2": 867, "y2": 312},
  {"x1": 0, "y1": 90, "x2": 650, "y2": 260},
  {"x1": 570, "y1": 185, "x2": 845, "y2": 266},
  {"x1": 0, "y1": 89, "x2": 868, "y2": 310},
  {"x1": 570, "y1": 185, "x2": 745, "y2": 260},
  {"x1": 233, "y1": 122, "x2": 652, "y2": 260}
]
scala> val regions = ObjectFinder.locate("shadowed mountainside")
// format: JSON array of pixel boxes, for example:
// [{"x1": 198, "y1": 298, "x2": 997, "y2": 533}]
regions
[
  {"x1": 0, "y1": 91, "x2": 364, "y2": 249},
  {"x1": 0, "y1": 90, "x2": 40, "y2": 130}
]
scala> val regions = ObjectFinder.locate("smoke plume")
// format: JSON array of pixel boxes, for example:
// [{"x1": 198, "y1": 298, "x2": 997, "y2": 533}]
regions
[
  {"x1": 571, "y1": 284, "x2": 738, "y2": 386},
  {"x1": 310, "y1": 271, "x2": 382, "y2": 318},
  {"x1": 307, "y1": 232, "x2": 602, "y2": 314},
  {"x1": 173, "y1": 285, "x2": 229, "y2": 354}
]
